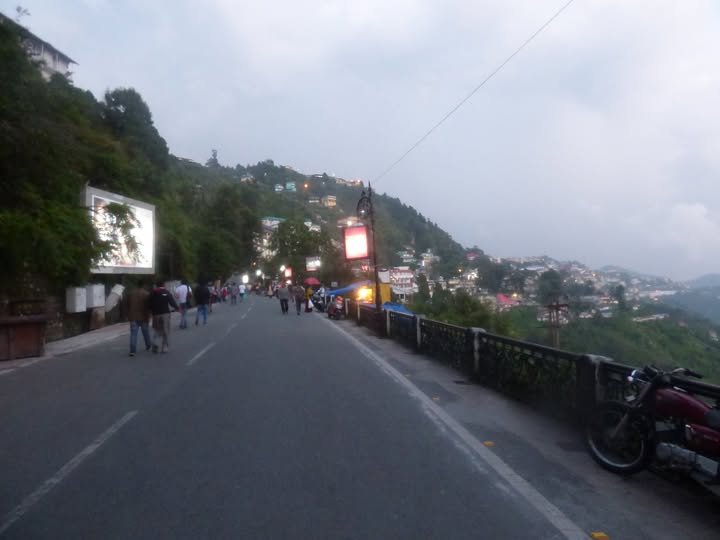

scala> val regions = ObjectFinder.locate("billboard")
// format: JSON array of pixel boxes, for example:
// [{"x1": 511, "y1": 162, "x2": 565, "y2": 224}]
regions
[
  {"x1": 83, "y1": 186, "x2": 155, "y2": 274},
  {"x1": 343, "y1": 226, "x2": 369, "y2": 260},
  {"x1": 285, "y1": 182, "x2": 296, "y2": 192},
  {"x1": 306, "y1": 256, "x2": 321, "y2": 272}
]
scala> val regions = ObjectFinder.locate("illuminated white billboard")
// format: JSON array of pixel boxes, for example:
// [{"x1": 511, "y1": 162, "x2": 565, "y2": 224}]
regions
[{"x1": 83, "y1": 186, "x2": 155, "y2": 274}]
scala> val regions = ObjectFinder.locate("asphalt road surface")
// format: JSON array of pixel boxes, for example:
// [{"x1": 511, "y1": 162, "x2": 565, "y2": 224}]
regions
[{"x1": 1, "y1": 295, "x2": 718, "y2": 539}]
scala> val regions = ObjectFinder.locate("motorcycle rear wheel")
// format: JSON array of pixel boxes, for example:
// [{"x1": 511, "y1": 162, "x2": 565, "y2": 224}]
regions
[{"x1": 585, "y1": 401, "x2": 653, "y2": 475}]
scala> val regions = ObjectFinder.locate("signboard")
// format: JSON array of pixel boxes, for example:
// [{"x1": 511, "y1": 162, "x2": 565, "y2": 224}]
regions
[
  {"x1": 83, "y1": 186, "x2": 155, "y2": 274},
  {"x1": 285, "y1": 182, "x2": 296, "y2": 192},
  {"x1": 343, "y1": 226, "x2": 369, "y2": 260},
  {"x1": 284, "y1": 267, "x2": 293, "y2": 279},
  {"x1": 306, "y1": 256, "x2": 321, "y2": 272}
]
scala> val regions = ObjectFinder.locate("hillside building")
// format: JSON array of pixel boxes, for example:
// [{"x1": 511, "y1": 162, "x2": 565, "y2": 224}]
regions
[{"x1": 0, "y1": 13, "x2": 76, "y2": 81}]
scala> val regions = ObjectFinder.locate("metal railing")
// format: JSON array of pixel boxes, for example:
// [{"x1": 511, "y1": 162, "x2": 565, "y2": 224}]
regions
[{"x1": 342, "y1": 301, "x2": 720, "y2": 421}]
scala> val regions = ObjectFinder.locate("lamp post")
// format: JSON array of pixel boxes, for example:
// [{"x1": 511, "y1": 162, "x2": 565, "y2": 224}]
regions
[{"x1": 357, "y1": 184, "x2": 382, "y2": 314}]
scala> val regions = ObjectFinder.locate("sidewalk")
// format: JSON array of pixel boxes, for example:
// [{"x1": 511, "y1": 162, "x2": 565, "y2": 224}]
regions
[{"x1": 0, "y1": 310, "x2": 192, "y2": 372}]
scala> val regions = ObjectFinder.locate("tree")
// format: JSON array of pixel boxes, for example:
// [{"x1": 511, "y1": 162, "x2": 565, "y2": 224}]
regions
[
  {"x1": 206, "y1": 149, "x2": 219, "y2": 168},
  {"x1": 537, "y1": 269, "x2": 564, "y2": 305},
  {"x1": 613, "y1": 284, "x2": 627, "y2": 311},
  {"x1": 103, "y1": 88, "x2": 169, "y2": 170}
]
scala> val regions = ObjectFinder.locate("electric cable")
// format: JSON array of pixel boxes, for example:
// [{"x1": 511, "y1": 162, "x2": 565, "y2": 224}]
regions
[{"x1": 372, "y1": 0, "x2": 576, "y2": 187}]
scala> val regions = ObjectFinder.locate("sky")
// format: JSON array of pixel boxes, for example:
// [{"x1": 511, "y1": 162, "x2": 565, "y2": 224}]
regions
[{"x1": 4, "y1": 0, "x2": 719, "y2": 282}]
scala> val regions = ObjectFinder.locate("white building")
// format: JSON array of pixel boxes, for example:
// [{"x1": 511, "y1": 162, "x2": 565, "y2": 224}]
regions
[{"x1": 1, "y1": 13, "x2": 76, "y2": 81}]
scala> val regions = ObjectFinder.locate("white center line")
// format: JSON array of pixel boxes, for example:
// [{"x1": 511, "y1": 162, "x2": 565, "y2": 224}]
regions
[
  {"x1": 186, "y1": 342, "x2": 215, "y2": 367},
  {"x1": 0, "y1": 368, "x2": 16, "y2": 377},
  {"x1": 325, "y1": 319, "x2": 589, "y2": 540},
  {"x1": 223, "y1": 323, "x2": 238, "y2": 337},
  {"x1": 240, "y1": 313, "x2": 248, "y2": 320},
  {"x1": 0, "y1": 410, "x2": 138, "y2": 536}
]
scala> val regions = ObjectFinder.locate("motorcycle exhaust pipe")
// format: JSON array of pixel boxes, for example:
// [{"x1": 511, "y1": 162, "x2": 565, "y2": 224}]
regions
[{"x1": 656, "y1": 442, "x2": 719, "y2": 478}]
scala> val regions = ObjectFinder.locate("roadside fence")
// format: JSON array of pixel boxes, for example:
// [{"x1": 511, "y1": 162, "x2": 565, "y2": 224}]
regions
[{"x1": 345, "y1": 300, "x2": 720, "y2": 422}]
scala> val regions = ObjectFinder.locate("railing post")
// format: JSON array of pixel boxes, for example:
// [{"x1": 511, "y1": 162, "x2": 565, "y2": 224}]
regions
[
  {"x1": 577, "y1": 354, "x2": 613, "y2": 420},
  {"x1": 470, "y1": 327, "x2": 486, "y2": 376},
  {"x1": 415, "y1": 314, "x2": 424, "y2": 352},
  {"x1": 385, "y1": 309, "x2": 391, "y2": 337}
]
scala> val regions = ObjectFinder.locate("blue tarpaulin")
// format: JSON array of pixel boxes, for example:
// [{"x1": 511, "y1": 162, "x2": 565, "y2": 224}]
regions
[
  {"x1": 327, "y1": 281, "x2": 372, "y2": 297},
  {"x1": 382, "y1": 302, "x2": 414, "y2": 315}
]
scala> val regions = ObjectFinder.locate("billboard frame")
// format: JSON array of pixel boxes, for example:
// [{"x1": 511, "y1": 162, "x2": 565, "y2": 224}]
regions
[{"x1": 83, "y1": 186, "x2": 156, "y2": 275}]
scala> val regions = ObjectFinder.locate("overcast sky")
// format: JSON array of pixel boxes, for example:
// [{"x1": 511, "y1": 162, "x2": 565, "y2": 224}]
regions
[{"x1": 5, "y1": 0, "x2": 719, "y2": 281}]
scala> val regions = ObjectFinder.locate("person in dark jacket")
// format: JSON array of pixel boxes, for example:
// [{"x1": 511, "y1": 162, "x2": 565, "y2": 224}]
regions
[
  {"x1": 125, "y1": 280, "x2": 151, "y2": 356},
  {"x1": 292, "y1": 283, "x2": 305, "y2": 315},
  {"x1": 148, "y1": 280, "x2": 179, "y2": 353},
  {"x1": 194, "y1": 282, "x2": 211, "y2": 325}
]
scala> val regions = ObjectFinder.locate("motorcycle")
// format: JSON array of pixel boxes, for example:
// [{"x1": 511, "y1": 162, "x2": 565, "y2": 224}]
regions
[
  {"x1": 326, "y1": 296, "x2": 345, "y2": 320},
  {"x1": 585, "y1": 365, "x2": 720, "y2": 496},
  {"x1": 311, "y1": 292, "x2": 326, "y2": 313}
]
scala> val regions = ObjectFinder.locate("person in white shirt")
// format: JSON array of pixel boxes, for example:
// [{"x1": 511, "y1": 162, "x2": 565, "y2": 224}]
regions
[
  {"x1": 238, "y1": 283, "x2": 246, "y2": 302},
  {"x1": 174, "y1": 280, "x2": 192, "y2": 329}
]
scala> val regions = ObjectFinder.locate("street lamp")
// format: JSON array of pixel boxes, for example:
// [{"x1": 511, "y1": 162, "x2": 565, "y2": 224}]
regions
[{"x1": 356, "y1": 184, "x2": 382, "y2": 314}]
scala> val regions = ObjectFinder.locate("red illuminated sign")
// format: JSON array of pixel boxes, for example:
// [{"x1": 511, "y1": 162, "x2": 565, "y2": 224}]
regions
[
  {"x1": 343, "y1": 226, "x2": 369, "y2": 260},
  {"x1": 284, "y1": 268, "x2": 292, "y2": 278}
]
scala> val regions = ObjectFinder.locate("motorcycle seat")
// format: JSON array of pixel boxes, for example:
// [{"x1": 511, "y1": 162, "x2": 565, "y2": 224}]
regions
[{"x1": 705, "y1": 409, "x2": 720, "y2": 430}]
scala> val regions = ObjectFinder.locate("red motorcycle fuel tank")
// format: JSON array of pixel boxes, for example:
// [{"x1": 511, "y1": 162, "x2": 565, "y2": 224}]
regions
[{"x1": 654, "y1": 387, "x2": 709, "y2": 424}]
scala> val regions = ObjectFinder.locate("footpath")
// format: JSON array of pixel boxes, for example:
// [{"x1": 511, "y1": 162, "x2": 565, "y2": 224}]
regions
[{"x1": 0, "y1": 311, "x2": 185, "y2": 374}]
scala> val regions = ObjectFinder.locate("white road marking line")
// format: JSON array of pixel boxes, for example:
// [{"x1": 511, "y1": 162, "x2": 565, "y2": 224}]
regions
[
  {"x1": 0, "y1": 368, "x2": 17, "y2": 377},
  {"x1": 325, "y1": 319, "x2": 588, "y2": 540},
  {"x1": 241, "y1": 313, "x2": 248, "y2": 320},
  {"x1": 0, "y1": 410, "x2": 138, "y2": 536},
  {"x1": 186, "y1": 342, "x2": 215, "y2": 367},
  {"x1": 224, "y1": 323, "x2": 238, "y2": 337}
]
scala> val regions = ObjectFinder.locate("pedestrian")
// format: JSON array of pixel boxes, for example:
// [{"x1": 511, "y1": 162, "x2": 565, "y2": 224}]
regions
[
  {"x1": 305, "y1": 285, "x2": 314, "y2": 312},
  {"x1": 238, "y1": 282, "x2": 246, "y2": 302},
  {"x1": 292, "y1": 282, "x2": 305, "y2": 315},
  {"x1": 174, "y1": 279, "x2": 192, "y2": 329},
  {"x1": 277, "y1": 283, "x2": 290, "y2": 314},
  {"x1": 195, "y1": 281, "x2": 211, "y2": 325},
  {"x1": 125, "y1": 280, "x2": 151, "y2": 357},
  {"x1": 230, "y1": 282, "x2": 239, "y2": 305},
  {"x1": 148, "y1": 280, "x2": 179, "y2": 353}
]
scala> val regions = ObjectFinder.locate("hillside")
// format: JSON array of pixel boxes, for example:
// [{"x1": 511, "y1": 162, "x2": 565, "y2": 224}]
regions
[
  {"x1": 685, "y1": 274, "x2": 720, "y2": 289},
  {"x1": 0, "y1": 20, "x2": 465, "y2": 299},
  {"x1": 662, "y1": 288, "x2": 720, "y2": 326},
  {"x1": 505, "y1": 306, "x2": 720, "y2": 384}
]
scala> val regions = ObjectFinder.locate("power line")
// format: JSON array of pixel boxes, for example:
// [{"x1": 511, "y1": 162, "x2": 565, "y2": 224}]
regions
[{"x1": 372, "y1": 0, "x2": 576, "y2": 187}]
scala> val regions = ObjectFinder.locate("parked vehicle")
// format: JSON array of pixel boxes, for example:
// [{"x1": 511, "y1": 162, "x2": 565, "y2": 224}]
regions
[
  {"x1": 327, "y1": 296, "x2": 344, "y2": 320},
  {"x1": 311, "y1": 292, "x2": 327, "y2": 313},
  {"x1": 586, "y1": 365, "x2": 720, "y2": 496}
]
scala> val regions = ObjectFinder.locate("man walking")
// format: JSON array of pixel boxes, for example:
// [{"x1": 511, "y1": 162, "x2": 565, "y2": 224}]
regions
[
  {"x1": 292, "y1": 283, "x2": 305, "y2": 315},
  {"x1": 277, "y1": 283, "x2": 290, "y2": 314},
  {"x1": 195, "y1": 281, "x2": 211, "y2": 325},
  {"x1": 148, "y1": 280, "x2": 179, "y2": 353},
  {"x1": 175, "y1": 279, "x2": 192, "y2": 329},
  {"x1": 125, "y1": 280, "x2": 151, "y2": 357},
  {"x1": 238, "y1": 283, "x2": 246, "y2": 302}
]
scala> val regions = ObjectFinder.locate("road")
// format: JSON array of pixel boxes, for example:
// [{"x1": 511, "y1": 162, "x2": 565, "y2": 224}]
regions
[{"x1": 0, "y1": 295, "x2": 718, "y2": 539}]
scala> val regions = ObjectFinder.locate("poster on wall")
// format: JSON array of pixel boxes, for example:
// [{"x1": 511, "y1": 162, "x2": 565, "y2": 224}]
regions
[{"x1": 83, "y1": 186, "x2": 156, "y2": 274}]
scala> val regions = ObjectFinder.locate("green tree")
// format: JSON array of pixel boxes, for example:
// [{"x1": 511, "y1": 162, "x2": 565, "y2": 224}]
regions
[{"x1": 537, "y1": 269, "x2": 564, "y2": 305}]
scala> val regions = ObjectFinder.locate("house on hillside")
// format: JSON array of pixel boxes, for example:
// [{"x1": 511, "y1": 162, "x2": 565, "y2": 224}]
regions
[
  {"x1": 321, "y1": 195, "x2": 336, "y2": 208},
  {"x1": 0, "y1": 13, "x2": 76, "y2": 81}
]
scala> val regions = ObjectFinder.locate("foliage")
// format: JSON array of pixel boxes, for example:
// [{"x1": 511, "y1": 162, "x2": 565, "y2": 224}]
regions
[
  {"x1": 411, "y1": 283, "x2": 510, "y2": 334},
  {"x1": 537, "y1": 269, "x2": 564, "y2": 305},
  {"x1": 506, "y1": 306, "x2": 720, "y2": 385}
]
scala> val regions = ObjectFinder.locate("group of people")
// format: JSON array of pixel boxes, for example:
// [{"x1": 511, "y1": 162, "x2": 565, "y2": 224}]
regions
[
  {"x1": 275, "y1": 283, "x2": 314, "y2": 315},
  {"x1": 124, "y1": 279, "x2": 214, "y2": 356}
]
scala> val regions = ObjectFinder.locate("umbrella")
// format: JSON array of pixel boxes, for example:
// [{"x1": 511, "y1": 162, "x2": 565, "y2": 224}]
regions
[{"x1": 303, "y1": 277, "x2": 321, "y2": 286}]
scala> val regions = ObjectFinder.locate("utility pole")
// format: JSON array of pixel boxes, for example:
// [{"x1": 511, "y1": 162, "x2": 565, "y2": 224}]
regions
[{"x1": 545, "y1": 301, "x2": 568, "y2": 348}]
